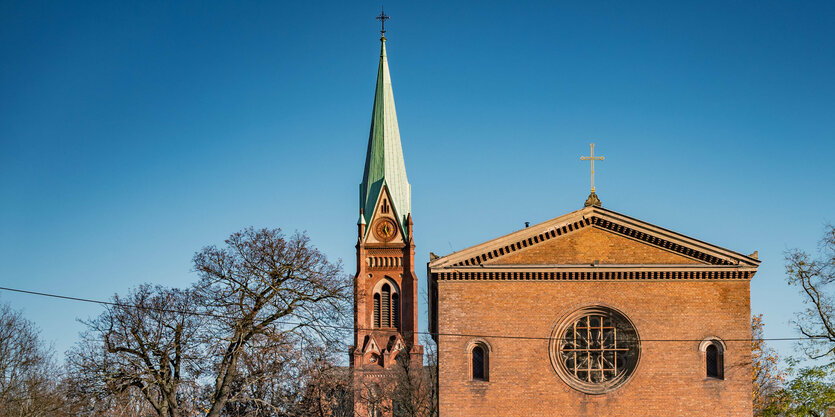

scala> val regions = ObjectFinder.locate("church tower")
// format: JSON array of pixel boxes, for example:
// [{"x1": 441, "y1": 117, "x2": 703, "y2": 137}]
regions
[{"x1": 350, "y1": 22, "x2": 423, "y2": 414}]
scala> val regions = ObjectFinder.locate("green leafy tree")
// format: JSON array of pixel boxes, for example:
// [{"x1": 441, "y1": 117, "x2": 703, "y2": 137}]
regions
[
  {"x1": 761, "y1": 224, "x2": 835, "y2": 417},
  {"x1": 761, "y1": 360, "x2": 835, "y2": 417}
]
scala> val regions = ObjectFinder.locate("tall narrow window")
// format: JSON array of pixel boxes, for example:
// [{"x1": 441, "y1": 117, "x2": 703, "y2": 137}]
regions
[
  {"x1": 373, "y1": 293, "x2": 381, "y2": 328},
  {"x1": 381, "y1": 284, "x2": 391, "y2": 327},
  {"x1": 472, "y1": 345, "x2": 487, "y2": 381},
  {"x1": 706, "y1": 343, "x2": 723, "y2": 379},
  {"x1": 392, "y1": 293, "x2": 400, "y2": 331}
]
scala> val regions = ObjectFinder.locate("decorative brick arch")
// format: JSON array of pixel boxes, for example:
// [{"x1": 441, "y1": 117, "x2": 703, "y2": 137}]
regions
[
  {"x1": 466, "y1": 338, "x2": 492, "y2": 382},
  {"x1": 699, "y1": 337, "x2": 725, "y2": 380},
  {"x1": 698, "y1": 336, "x2": 726, "y2": 353},
  {"x1": 372, "y1": 276, "x2": 400, "y2": 294}
]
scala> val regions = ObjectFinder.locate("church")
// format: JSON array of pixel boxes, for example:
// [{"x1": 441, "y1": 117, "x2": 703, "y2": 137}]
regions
[
  {"x1": 426, "y1": 201, "x2": 760, "y2": 416},
  {"x1": 350, "y1": 18, "x2": 760, "y2": 417}
]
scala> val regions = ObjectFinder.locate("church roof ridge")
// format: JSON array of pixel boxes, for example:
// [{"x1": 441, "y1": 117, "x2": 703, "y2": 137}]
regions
[
  {"x1": 428, "y1": 206, "x2": 589, "y2": 268},
  {"x1": 360, "y1": 37, "x2": 411, "y2": 237},
  {"x1": 428, "y1": 205, "x2": 761, "y2": 269},
  {"x1": 592, "y1": 206, "x2": 761, "y2": 266}
]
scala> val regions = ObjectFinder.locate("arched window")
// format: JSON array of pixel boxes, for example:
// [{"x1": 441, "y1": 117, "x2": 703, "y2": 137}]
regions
[
  {"x1": 372, "y1": 279, "x2": 400, "y2": 329},
  {"x1": 706, "y1": 343, "x2": 724, "y2": 379},
  {"x1": 468, "y1": 341, "x2": 490, "y2": 381}
]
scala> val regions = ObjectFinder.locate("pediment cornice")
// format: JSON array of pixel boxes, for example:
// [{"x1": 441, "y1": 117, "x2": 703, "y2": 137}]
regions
[{"x1": 428, "y1": 206, "x2": 761, "y2": 271}]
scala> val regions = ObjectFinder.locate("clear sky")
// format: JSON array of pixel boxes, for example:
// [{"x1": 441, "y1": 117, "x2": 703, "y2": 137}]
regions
[{"x1": 1, "y1": 1, "x2": 833, "y2": 363}]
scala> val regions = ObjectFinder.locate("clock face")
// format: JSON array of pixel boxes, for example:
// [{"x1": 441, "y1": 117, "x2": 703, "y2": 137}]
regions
[{"x1": 373, "y1": 218, "x2": 398, "y2": 241}]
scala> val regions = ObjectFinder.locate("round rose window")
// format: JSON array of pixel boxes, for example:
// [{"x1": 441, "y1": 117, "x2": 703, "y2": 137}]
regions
[{"x1": 549, "y1": 306, "x2": 640, "y2": 394}]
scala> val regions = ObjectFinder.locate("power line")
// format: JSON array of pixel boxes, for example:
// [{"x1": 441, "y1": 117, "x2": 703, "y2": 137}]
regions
[
  {"x1": 0, "y1": 286, "x2": 234, "y2": 320},
  {"x1": 0, "y1": 285, "x2": 827, "y2": 343}
]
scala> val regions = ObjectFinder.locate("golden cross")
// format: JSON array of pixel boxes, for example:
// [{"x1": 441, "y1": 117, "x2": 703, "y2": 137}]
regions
[{"x1": 580, "y1": 142, "x2": 605, "y2": 193}]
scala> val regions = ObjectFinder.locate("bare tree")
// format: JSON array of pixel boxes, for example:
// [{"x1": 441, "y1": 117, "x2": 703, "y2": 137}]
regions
[
  {"x1": 391, "y1": 335, "x2": 437, "y2": 417},
  {"x1": 422, "y1": 336, "x2": 439, "y2": 417},
  {"x1": 0, "y1": 302, "x2": 63, "y2": 417},
  {"x1": 785, "y1": 224, "x2": 835, "y2": 360},
  {"x1": 359, "y1": 335, "x2": 437, "y2": 417},
  {"x1": 392, "y1": 359, "x2": 431, "y2": 416},
  {"x1": 195, "y1": 334, "x2": 352, "y2": 417},
  {"x1": 61, "y1": 371, "x2": 162, "y2": 417},
  {"x1": 192, "y1": 227, "x2": 350, "y2": 417},
  {"x1": 66, "y1": 228, "x2": 350, "y2": 415},
  {"x1": 289, "y1": 343, "x2": 353, "y2": 417},
  {"x1": 67, "y1": 284, "x2": 203, "y2": 417},
  {"x1": 209, "y1": 331, "x2": 304, "y2": 416}
]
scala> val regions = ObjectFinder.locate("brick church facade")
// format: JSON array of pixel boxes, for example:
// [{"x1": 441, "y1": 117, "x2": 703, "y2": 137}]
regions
[
  {"x1": 348, "y1": 23, "x2": 760, "y2": 417},
  {"x1": 428, "y1": 203, "x2": 760, "y2": 416}
]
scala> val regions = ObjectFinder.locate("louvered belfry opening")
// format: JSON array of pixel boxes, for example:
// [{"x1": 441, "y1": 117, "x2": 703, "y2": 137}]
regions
[
  {"x1": 392, "y1": 293, "x2": 400, "y2": 331},
  {"x1": 372, "y1": 280, "x2": 400, "y2": 329},
  {"x1": 381, "y1": 284, "x2": 391, "y2": 328},
  {"x1": 373, "y1": 293, "x2": 381, "y2": 328}
]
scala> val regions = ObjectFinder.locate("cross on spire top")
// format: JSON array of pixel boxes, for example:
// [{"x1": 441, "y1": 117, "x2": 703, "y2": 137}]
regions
[
  {"x1": 580, "y1": 142, "x2": 605, "y2": 207},
  {"x1": 376, "y1": 8, "x2": 390, "y2": 38}
]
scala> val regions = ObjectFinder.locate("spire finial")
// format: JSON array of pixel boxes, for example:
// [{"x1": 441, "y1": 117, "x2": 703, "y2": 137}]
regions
[
  {"x1": 580, "y1": 142, "x2": 605, "y2": 207},
  {"x1": 376, "y1": 8, "x2": 390, "y2": 40}
]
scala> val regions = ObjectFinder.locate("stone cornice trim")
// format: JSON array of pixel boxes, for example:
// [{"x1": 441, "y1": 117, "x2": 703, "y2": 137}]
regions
[
  {"x1": 435, "y1": 264, "x2": 758, "y2": 272},
  {"x1": 431, "y1": 269, "x2": 754, "y2": 281}
]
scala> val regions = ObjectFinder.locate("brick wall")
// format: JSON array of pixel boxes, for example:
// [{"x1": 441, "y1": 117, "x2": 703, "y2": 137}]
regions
[{"x1": 437, "y1": 279, "x2": 752, "y2": 417}]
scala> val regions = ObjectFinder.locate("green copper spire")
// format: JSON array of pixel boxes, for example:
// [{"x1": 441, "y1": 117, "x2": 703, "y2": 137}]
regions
[{"x1": 360, "y1": 37, "x2": 411, "y2": 236}]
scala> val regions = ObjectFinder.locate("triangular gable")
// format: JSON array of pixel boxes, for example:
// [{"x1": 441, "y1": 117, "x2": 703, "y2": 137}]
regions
[
  {"x1": 364, "y1": 184, "x2": 407, "y2": 244},
  {"x1": 362, "y1": 336, "x2": 381, "y2": 355},
  {"x1": 429, "y1": 206, "x2": 761, "y2": 268},
  {"x1": 484, "y1": 226, "x2": 700, "y2": 265},
  {"x1": 386, "y1": 334, "x2": 406, "y2": 352}
]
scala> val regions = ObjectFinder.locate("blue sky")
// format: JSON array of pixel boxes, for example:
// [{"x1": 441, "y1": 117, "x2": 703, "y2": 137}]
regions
[{"x1": 1, "y1": 1, "x2": 833, "y2": 362}]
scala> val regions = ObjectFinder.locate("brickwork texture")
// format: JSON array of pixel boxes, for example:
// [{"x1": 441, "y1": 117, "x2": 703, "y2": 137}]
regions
[{"x1": 435, "y1": 225, "x2": 754, "y2": 417}]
